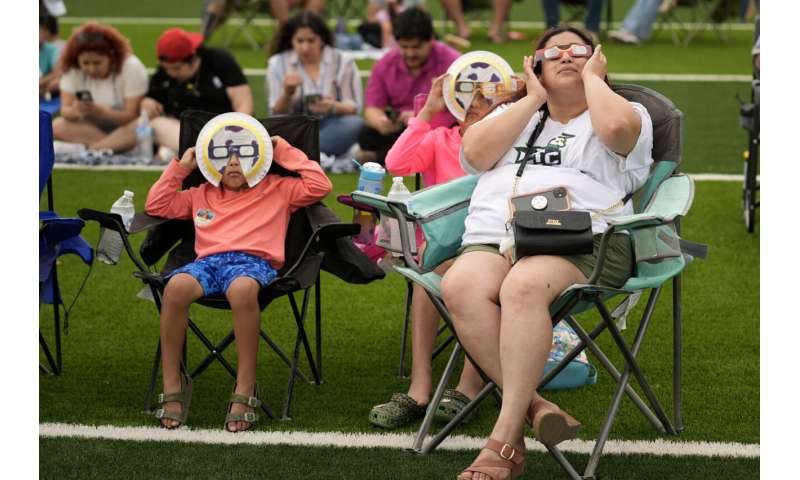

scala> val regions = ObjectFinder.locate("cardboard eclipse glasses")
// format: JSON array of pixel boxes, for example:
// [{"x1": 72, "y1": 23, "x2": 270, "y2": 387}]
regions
[{"x1": 534, "y1": 44, "x2": 593, "y2": 65}]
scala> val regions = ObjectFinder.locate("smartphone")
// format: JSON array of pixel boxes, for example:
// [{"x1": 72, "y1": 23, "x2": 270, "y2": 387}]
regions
[
  {"x1": 304, "y1": 93, "x2": 322, "y2": 104},
  {"x1": 385, "y1": 106, "x2": 399, "y2": 122},
  {"x1": 509, "y1": 187, "x2": 570, "y2": 213},
  {"x1": 76, "y1": 90, "x2": 93, "y2": 102}
]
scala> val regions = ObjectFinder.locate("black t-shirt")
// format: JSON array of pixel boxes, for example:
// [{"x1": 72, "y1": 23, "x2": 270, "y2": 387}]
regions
[{"x1": 147, "y1": 47, "x2": 247, "y2": 117}]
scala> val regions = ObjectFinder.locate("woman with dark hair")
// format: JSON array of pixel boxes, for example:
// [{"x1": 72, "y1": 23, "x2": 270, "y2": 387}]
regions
[
  {"x1": 54, "y1": 22, "x2": 148, "y2": 154},
  {"x1": 266, "y1": 11, "x2": 363, "y2": 162},
  {"x1": 443, "y1": 26, "x2": 653, "y2": 479}
]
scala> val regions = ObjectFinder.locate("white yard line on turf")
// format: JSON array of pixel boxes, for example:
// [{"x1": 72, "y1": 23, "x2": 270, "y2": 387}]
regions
[
  {"x1": 51, "y1": 164, "x2": 752, "y2": 182},
  {"x1": 39, "y1": 422, "x2": 759, "y2": 458},
  {"x1": 59, "y1": 16, "x2": 755, "y2": 31}
]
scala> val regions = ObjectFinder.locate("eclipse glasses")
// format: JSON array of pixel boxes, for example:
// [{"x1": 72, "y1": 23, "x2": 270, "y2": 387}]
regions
[{"x1": 534, "y1": 44, "x2": 593, "y2": 64}]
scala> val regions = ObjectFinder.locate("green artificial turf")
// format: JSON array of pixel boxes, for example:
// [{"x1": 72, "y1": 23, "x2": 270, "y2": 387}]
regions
[
  {"x1": 39, "y1": 437, "x2": 759, "y2": 480},
  {"x1": 40, "y1": 172, "x2": 759, "y2": 445}
]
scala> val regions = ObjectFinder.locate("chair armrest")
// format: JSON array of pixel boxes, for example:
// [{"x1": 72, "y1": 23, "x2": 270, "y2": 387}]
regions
[
  {"x1": 609, "y1": 174, "x2": 695, "y2": 231},
  {"x1": 350, "y1": 191, "x2": 414, "y2": 220},
  {"x1": 78, "y1": 208, "x2": 149, "y2": 273},
  {"x1": 129, "y1": 212, "x2": 170, "y2": 234}
]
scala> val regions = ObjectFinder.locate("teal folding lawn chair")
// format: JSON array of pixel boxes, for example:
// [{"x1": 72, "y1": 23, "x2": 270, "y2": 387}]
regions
[{"x1": 352, "y1": 84, "x2": 707, "y2": 479}]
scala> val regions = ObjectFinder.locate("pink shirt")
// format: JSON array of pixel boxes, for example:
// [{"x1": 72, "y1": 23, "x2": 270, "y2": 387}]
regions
[
  {"x1": 144, "y1": 138, "x2": 333, "y2": 269},
  {"x1": 365, "y1": 40, "x2": 459, "y2": 126},
  {"x1": 385, "y1": 117, "x2": 466, "y2": 187}
]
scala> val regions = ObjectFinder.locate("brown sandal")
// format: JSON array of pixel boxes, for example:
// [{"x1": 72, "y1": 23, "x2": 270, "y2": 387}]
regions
[
  {"x1": 457, "y1": 439, "x2": 526, "y2": 480},
  {"x1": 530, "y1": 399, "x2": 581, "y2": 446}
]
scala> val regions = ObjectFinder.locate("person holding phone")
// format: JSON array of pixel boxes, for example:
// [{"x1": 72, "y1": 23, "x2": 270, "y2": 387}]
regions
[
  {"x1": 53, "y1": 22, "x2": 148, "y2": 154},
  {"x1": 266, "y1": 11, "x2": 363, "y2": 162},
  {"x1": 358, "y1": 7, "x2": 460, "y2": 166},
  {"x1": 443, "y1": 26, "x2": 653, "y2": 479}
]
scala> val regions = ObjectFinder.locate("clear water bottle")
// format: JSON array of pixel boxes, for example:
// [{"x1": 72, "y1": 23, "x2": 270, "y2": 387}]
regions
[
  {"x1": 136, "y1": 111, "x2": 154, "y2": 164},
  {"x1": 96, "y1": 190, "x2": 135, "y2": 265},
  {"x1": 378, "y1": 177, "x2": 417, "y2": 257}
]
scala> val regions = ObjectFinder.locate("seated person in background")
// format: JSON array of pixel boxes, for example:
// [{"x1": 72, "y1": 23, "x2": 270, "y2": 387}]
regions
[
  {"x1": 39, "y1": 14, "x2": 63, "y2": 99},
  {"x1": 368, "y1": 72, "x2": 501, "y2": 428},
  {"x1": 143, "y1": 28, "x2": 253, "y2": 156},
  {"x1": 201, "y1": 0, "x2": 326, "y2": 40},
  {"x1": 358, "y1": 7, "x2": 460, "y2": 165},
  {"x1": 145, "y1": 128, "x2": 333, "y2": 432},
  {"x1": 543, "y1": 0, "x2": 604, "y2": 41},
  {"x1": 53, "y1": 22, "x2": 148, "y2": 153},
  {"x1": 266, "y1": 12, "x2": 364, "y2": 163}
]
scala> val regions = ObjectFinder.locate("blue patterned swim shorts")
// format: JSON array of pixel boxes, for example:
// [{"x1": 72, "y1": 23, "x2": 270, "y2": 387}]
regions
[{"x1": 166, "y1": 251, "x2": 278, "y2": 297}]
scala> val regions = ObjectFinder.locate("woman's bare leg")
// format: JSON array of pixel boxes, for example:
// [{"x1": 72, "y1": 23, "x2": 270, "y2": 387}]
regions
[
  {"x1": 225, "y1": 276, "x2": 262, "y2": 431},
  {"x1": 159, "y1": 273, "x2": 204, "y2": 427},
  {"x1": 89, "y1": 121, "x2": 137, "y2": 152},
  {"x1": 52, "y1": 117, "x2": 106, "y2": 145},
  {"x1": 150, "y1": 116, "x2": 181, "y2": 152},
  {"x1": 440, "y1": 0, "x2": 472, "y2": 38},
  {"x1": 463, "y1": 256, "x2": 586, "y2": 480}
]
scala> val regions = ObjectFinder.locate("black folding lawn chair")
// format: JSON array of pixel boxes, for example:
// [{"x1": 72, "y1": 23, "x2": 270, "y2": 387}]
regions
[
  {"x1": 78, "y1": 112, "x2": 368, "y2": 420},
  {"x1": 739, "y1": 15, "x2": 759, "y2": 233},
  {"x1": 353, "y1": 84, "x2": 708, "y2": 479}
]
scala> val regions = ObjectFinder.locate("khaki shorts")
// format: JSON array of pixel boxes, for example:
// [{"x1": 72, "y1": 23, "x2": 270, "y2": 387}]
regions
[{"x1": 459, "y1": 233, "x2": 634, "y2": 288}]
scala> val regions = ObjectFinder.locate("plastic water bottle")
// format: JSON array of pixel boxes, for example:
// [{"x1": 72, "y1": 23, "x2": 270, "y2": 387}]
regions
[
  {"x1": 378, "y1": 177, "x2": 416, "y2": 257},
  {"x1": 357, "y1": 162, "x2": 386, "y2": 194},
  {"x1": 135, "y1": 111, "x2": 154, "y2": 164},
  {"x1": 96, "y1": 190, "x2": 135, "y2": 265}
]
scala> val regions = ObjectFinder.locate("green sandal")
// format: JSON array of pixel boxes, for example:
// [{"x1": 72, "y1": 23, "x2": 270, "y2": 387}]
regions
[
  {"x1": 435, "y1": 389, "x2": 477, "y2": 424},
  {"x1": 369, "y1": 393, "x2": 426, "y2": 429},
  {"x1": 224, "y1": 383, "x2": 261, "y2": 432},
  {"x1": 154, "y1": 373, "x2": 193, "y2": 429}
]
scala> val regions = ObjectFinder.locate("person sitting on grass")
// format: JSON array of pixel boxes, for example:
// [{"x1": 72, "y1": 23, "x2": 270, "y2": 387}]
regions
[
  {"x1": 368, "y1": 69, "x2": 514, "y2": 428},
  {"x1": 53, "y1": 22, "x2": 148, "y2": 155},
  {"x1": 144, "y1": 121, "x2": 332, "y2": 432}
]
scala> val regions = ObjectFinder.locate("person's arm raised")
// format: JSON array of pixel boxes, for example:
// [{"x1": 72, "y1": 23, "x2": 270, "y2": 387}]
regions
[
  {"x1": 227, "y1": 84, "x2": 254, "y2": 115},
  {"x1": 461, "y1": 56, "x2": 547, "y2": 172},
  {"x1": 582, "y1": 45, "x2": 641, "y2": 156}
]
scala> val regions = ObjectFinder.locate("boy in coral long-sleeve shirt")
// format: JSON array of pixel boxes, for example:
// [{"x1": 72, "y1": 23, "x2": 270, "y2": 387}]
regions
[{"x1": 145, "y1": 136, "x2": 332, "y2": 432}]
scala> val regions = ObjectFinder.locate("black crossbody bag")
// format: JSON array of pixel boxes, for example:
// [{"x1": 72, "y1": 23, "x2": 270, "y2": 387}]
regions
[{"x1": 509, "y1": 110, "x2": 595, "y2": 258}]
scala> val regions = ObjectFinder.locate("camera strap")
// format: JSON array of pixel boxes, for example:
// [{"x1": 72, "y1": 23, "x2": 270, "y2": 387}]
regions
[{"x1": 513, "y1": 108, "x2": 548, "y2": 196}]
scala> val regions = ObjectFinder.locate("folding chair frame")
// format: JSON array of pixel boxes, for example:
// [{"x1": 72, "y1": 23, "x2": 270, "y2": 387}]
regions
[
  {"x1": 78, "y1": 207, "x2": 357, "y2": 420},
  {"x1": 659, "y1": 0, "x2": 734, "y2": 47},
  {"x1": 353, "y1": 84, "x2": 704, "y2": 479},
  {"x1": 40, "y1": 178, "x2": 63, "y2": 376}
]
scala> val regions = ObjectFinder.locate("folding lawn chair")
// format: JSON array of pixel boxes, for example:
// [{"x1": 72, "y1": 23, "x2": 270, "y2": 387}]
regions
[
  {"x1": 659, "y1": 0, "x2": 738, "y2": 46},
  {"x1": 39, "y1": 110, "x2": 94, "y2": 376},
  {"x1": 78, "y1": 112, "x2": 362, "y2": 420},
  {"x1": 353, "y1": 84, "x2": 708, "y2": 479}
]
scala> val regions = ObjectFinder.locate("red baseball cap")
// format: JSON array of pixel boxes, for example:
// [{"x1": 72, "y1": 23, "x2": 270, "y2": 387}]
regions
[{"x1": 157, "y1": 28, "x2": 203, "y2": 62}]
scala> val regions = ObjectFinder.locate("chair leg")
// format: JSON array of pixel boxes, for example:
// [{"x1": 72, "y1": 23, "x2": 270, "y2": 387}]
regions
[
  {"x1": 411, "y1": 343, "x2": 461, "y2": 452},
  {"x1": 143, "y1": 339, "x2": 162, "y2": 414},
  {"x1": 260, "y1": 329, "x2": 311, "y2": 384},
  {"x1": 283, "y1": 289, "x2": 316, "y2": 420},
  {"x1": 189, "y1": 330, "x2": 235, "y2": 378},
  {"x1": 398, "y1": 280, "x2": 413, "y2": 378},
  {"x1": 419, "y1": 382, "x2": 496, "y2": 455},
  {"x1": 39, "y1": 330, "x2": 58, "y2": 376},
  {"x1": 673, "y1": 273, "x2": 684, "y2": 432},
  {"x1": 187, "y1": 320, "x2": 238, "y2": 379},
  {"x1": 315, "y1": 275, "x2": 322, "y2": 382},
  {"x1": 545, "y1": 443, "x2": 583, "y2": 480}
]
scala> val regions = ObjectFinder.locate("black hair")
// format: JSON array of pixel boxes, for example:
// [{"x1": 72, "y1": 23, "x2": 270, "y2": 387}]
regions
[
  {"x1": 392, "y1": 7, "x2": 434, "y2": 42},
  {"x1": 159, "y1": 45, "x2": 205, "y2": 65},
  {"x1": 270, "y1": 11, "x2": 334, "y2": 57},
  {"x1": 533, "y1": 25, "x2": 596, "y2": 76},
  {"x1": 39, "y1": 14, "x2": 58, "y2": 36}
]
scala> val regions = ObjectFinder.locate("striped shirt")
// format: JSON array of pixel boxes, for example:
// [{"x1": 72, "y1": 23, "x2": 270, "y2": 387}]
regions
[{"x1": 265, "y1": 46, "x2": 362, "y2": 115}]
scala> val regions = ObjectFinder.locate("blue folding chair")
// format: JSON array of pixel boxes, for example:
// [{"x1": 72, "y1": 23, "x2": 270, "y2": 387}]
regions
[{"x1": 39, "y1": 110, "x2": 93, "y2": 375}]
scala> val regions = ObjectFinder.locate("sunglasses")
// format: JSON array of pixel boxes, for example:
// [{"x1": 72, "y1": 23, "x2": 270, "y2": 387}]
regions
[
  {"x1": 209, "y1": 142, "x2": 259, "y2": 160},
  {"x1": 534, "y1": 44, "x2": 593, "y2": 64},
  {"x1": 454, "y1": 81, "x2": 511, "y2": 96},
  {"x1": 76, "y1": 31, "x2": 108, "y2": 43}
]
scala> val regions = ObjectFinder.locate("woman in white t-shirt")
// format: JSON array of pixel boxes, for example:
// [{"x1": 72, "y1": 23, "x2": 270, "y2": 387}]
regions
[
  {"x1": 54, "y1": 22, "x2": 148, "y2": 152},
  {"x1": 443, "y1": 26, "x2": 653, "y2": 480}
]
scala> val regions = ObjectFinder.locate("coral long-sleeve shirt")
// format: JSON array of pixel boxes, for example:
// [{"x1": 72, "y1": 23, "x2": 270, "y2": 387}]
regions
[
  {"x1": 384, "y1": 117, "x2": 466, "y2": 187},
  {"x1": 145, "y1": 138, "x2": 333, "y2": 269}
]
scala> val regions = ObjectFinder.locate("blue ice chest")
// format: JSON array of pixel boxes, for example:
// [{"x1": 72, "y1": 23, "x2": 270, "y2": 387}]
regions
[{"x1": 357, "y1": 162, "x2": 386, "y2": 194}]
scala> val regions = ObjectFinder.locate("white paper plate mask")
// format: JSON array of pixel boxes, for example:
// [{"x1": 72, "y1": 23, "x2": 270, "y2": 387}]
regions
[
  {"x1": 443, "y1": 51, "x2": 516, "y2": 122},
  {"x1": 195, "y1": 112, "x2": 272, "y2": 187}
]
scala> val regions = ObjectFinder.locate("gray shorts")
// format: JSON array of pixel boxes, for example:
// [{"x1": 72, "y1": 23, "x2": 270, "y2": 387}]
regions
[{"x1": 459, "y1": 233, "x2": 634, "y2": 288}]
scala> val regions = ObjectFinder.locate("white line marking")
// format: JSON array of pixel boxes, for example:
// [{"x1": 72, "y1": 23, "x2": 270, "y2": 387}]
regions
[
  {"x1": 59, "y1": 17, "x2": 755, "y2": 31},
  {"x1": 52, "y1": 164, "x2": 752, "y2": 182},
  {"x1": 39, "y1": 422, "x2": 759, "y2": 458}
]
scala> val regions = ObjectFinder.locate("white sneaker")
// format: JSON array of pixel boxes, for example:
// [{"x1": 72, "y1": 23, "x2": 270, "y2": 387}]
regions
[
  {"x1": 320, "y1": 153, "x2": 336, "y2": 172},
  {"x1": 608, "y1": 29, "x2": 641, "y2": 45},
  {"x1": 156, "y1": 146, "x2": 176, "y2": 164}
]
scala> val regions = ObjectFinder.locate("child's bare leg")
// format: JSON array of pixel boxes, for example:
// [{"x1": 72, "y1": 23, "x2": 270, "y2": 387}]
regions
[
  {"x1": 160, "y1": 273, "x2": 203, "y2": 427},
  {"x1": 225, "y1": 276, "x2": 262, "y2": 431}
]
